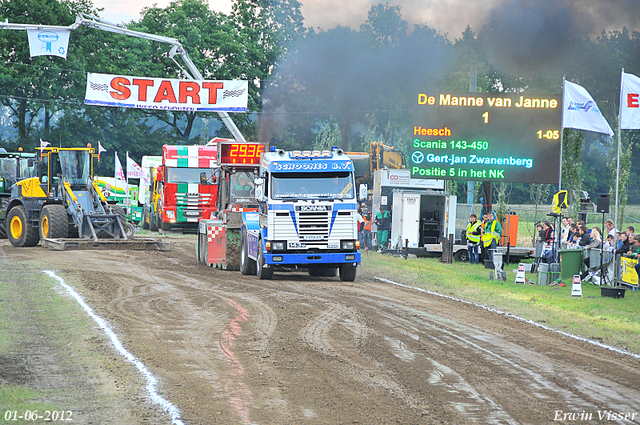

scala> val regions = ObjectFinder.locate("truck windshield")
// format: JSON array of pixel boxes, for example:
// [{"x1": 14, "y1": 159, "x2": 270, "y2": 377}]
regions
[
  {"x1": 271, "y1": 172, "x2": 355, "y2": 200},
  {"x1": 59, "y1": 151, "x2": 90, "y2": 185},
  {"x1": 166, "y1": 167, "x2": 216, "y2": 185}
]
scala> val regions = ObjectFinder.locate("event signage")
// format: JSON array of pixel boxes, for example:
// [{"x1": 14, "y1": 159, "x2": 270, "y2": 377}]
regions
[
  {"x1": 218, "y1": 142, "x2": 266, "y2": 166},
  {"x1": 85, "y1": 72, "x2": 248, "y2": 112},
  {"x1": 410, "y1": 92, "x2": 562, "y2": 184}
]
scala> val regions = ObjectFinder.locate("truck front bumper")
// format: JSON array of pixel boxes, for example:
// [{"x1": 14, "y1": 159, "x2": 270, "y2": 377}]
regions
[{"x1": 265, "y1": 252, "x2": 361, "y2": 266}]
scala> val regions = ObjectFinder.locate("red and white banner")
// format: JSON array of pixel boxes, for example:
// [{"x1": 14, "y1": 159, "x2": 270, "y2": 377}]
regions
[
  {"x1": 620, "y1": 72, "x2": 640, "y2": 130},
  {"x1": 85, "y1": 72, "x2": 248, "y2": 112}
]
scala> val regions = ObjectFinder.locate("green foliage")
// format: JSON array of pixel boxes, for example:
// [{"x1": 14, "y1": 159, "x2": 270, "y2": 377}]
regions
[
  {"x1": 562, "y1": 129, "x2": 584, "y2": 217},
  {"x1": 0, "y1": 0, "x2": 639, "y2": 206}
]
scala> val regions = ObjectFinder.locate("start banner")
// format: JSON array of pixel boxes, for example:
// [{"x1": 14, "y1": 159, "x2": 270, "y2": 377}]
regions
[{"x1": 85, "y1": 72, "x2": 248, "y2": 112}]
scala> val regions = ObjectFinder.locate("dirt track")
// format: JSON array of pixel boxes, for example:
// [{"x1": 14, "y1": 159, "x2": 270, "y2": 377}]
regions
[{"x1": 3, "y1": 235, "x2": 640, "y2": 424}]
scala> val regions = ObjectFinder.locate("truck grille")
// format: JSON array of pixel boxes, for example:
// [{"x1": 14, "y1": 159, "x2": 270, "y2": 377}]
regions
[
  {"x1": 175, "y1": 193, "x2": 213, "y2": 207},
  {"x1": 298, "y1": 211, "x2": 329, "y2": 245}
]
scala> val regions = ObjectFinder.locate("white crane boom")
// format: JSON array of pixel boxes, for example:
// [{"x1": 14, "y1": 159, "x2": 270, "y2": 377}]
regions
[{"x1": 0, "y1": 13, "x2": 247, "y2": 143}]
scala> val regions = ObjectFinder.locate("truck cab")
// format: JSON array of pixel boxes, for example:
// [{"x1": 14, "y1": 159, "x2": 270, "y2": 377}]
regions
[{"x1": 242, "y1": 148, "x2": 361, "y2": 281}]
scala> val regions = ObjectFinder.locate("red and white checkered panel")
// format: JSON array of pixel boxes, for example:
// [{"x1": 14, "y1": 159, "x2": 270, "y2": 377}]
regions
[{"x1": 207, "y1": 226, "x2": 223, "y2": 242}]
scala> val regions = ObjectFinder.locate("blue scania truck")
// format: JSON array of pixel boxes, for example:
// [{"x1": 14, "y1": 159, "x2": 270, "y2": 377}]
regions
[{"x1": 239, "y1": 147, "x2": 361, "y2": 281}]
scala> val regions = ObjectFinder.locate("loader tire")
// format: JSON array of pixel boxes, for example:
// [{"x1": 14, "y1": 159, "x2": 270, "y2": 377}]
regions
[
  {"x1": 142, "y1": 208, "x2": 149, "y2": 230},
  {"x1": 40, "y1": 204, "x2": 69, "y2": 240},
  {"x1": 0, "y1": 221, "x2": 6, "y2": 239},
  {"x1": 7, "y1": 206, "x2": 39, "y2": 247},
  {"x1": 124, "y1": 222, "x2": 135, "y2": 238},
  {"x1": 149, "y1": 210, "x2": 158, "y2": 231}
]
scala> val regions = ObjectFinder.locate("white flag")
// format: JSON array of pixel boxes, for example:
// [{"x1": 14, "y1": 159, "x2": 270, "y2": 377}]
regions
[
  {"x1": 39, "y1": 139, "x2": 50, "y2": 150},
  {"x1": 98, "y1": 141, "x2": 107, "y2": 154},
  {"x1": 563, "y1": 81, "x2": 614, "y2": 136},
  {"x1": 620, "y1": 72, "x2": 640, "y2": 130},
  {"x1": 114, "y1": 152, "x2": 128, "y2": 195},
  {"x1": 126, "y1": 153, "x2": 148, "y2": 184},
  {"x1": 27, "y1": 29, "x2": 70, "y2": 59}
]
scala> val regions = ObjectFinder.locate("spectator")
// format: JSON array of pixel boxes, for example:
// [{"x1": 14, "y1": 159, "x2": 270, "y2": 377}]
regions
[
  {"x1": 541, "y1": 221, "x2": 555, "y2": 263},
  {"x1": 580, "y1": 226, "x2": 600, "y2": 280},
  {"x1": 375, "y1": 206, "x2": 391, "y2": 252},
  {"x1": 481, "y1": 211, "x2": 502, "y2": 262},
  {"x1": 466, "y1": 214, "x2": 481, "y2": 264},
  {"x1": 603, "y1": 234, "x2": 615, "y2": 252},
  {"x1": 625, "y1": 235, "x2": 640, "y2": 280},
  {"x1": 626, "y1": 226, "x2": 635, "y2": 236},
  {"x1": 561, "y1": 217, "x2": 571, "y2": 247},
  {"x1": 615, "y1": 232, "x2": 631, "y2": 255},
  {"x1": 605, "y1": 219, "x2": 618, "y2": 238},
  {"x1": 362, "y1": 209, "x2": 372, "y2": 251}
]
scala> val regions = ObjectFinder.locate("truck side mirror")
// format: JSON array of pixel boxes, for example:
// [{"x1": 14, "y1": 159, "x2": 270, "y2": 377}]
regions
[{"x1": 254, "y1": 178, "x2": 264, "y2": 201}]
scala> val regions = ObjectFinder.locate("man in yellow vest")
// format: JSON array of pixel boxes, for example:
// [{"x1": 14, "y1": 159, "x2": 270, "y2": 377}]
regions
[
  {"x1": 481, "y1": 211, "x2": 502, "y2": 262},
  {"x1": 466, "y1": 213, "x2": 482, "y2": 264}
]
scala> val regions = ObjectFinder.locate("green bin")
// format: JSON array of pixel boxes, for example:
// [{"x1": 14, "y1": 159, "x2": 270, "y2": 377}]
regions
[{"x1": 558, "y1": 249, "x2": 582, "y2": 281}]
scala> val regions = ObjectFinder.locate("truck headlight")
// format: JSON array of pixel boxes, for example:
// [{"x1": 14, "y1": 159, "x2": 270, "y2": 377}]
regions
[
  {"x1": 166, "y1": 210, "x2": 175, "y2": 219},
  {"x1": 272, "y1": 241, "x2": 286, "y2": 251},
  {"x1": 341, "y1": 240, "x2": 355, "y2": 250}
]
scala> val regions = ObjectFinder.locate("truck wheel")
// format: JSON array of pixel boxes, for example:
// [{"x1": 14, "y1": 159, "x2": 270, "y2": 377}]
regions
[
  {"x1": 142, "y1": 208, "x2": 149, "y2": 230},
  {"x1": 40, "y1": 204, "x2": 68, "y2": 240},
  {"x1": 339, "y1": 263, "x2": 357, "y2": 282},
  {"x1": 454, "y1": 249, "x2": 469, "y2": 262},
  {"x1": 256, "y1": 240, "x2": 273, "y2": 280},
  {"x1": 7, "y1": 206, "x2": 39, "y2": 247},
  {"x1": 0, "y1": 222, "x2": 6, "y2": 239},
  {"x1": 240, "y1": 229, "x2": 257, "y2": 275},
  {"x1": 309, "y1": 267, "x2": 337, "y2": 277}
]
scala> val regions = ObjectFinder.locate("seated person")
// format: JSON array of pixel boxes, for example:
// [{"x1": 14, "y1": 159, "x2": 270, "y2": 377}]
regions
[
  {"x1": 603, "y1": 234, "x2": 615, "y2": 252},
  {"x1": 233, "y1": 173, "x2": 254, "y2": 198},
  {"x1": 625, "y1": 235, "x2": 640, "y2": 280}
]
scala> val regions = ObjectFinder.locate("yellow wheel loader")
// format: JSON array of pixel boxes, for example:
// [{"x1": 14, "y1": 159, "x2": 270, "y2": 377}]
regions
[{"x1": 4, "y1": 146, "x2": 127, "y2": 247}]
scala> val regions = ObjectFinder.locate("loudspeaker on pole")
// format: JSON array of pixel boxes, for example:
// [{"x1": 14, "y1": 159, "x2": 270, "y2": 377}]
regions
[{"x1": 596, "y1": 193, "x2": 610, "y2": 214}]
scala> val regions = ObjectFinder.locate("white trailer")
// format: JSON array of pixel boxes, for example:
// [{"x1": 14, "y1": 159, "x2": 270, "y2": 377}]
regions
[{"x1": 371, "y1": 169, "x2": 456, "y2": 254}]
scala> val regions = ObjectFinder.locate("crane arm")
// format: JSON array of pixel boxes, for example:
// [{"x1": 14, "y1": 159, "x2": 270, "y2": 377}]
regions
[{"x1": 1, "y1": 13, "x2": 247, "y2": 143}]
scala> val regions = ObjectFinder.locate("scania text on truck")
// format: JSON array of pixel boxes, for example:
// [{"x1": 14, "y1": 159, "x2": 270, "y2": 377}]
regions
[
  {"x1": 147, "y1": 145, "x2": 218, "y2": 231},
  {"x1": 241, "y1": 148, "x2": 361, "y2": 281}
]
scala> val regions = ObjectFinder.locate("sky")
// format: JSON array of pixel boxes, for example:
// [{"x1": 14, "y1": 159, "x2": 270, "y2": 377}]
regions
[
  {"x1": 91, "y1": 0, "x2": 639, "y2": 42},
  {"x1": 89, "y1": 0, "x2": 512, "y2": 39}
]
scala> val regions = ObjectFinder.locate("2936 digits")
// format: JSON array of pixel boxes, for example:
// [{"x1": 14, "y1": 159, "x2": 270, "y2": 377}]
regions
[{"x1": 4, "y1": 410, "x2": 73, "y2": 421}]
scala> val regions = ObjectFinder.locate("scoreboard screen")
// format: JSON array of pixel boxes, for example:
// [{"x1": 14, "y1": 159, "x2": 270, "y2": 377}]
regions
[
  {"x1": 218, "y1": 142, "x2": 265, "y2": 166},
  {"x1": 410, "y1": 92, "x2": 562, "y2": 184}
]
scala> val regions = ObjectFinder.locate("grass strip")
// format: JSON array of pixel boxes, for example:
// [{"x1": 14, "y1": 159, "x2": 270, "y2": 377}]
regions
[{"x1": 362, "y1": 252, "x2": 640, "y2": 354}]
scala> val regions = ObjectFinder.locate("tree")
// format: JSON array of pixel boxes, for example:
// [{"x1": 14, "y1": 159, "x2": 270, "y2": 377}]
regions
[
  {"x1": 0, "y1": 0, "x2": 101, "y2": 148},
  {"x1": 360, "y1": 3, "x2": 407, "y2": 48},
  {"x1": 562, "y1": 129, "x2": 584, "y2": 218}
]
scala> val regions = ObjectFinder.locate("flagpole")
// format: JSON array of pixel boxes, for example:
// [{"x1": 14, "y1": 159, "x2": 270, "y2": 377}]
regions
[
  {"x1": 615, "y1": 69, "x2": 624, "y2": 226},
  {"x1": 559, "y1": 76, "x2": 565, "y2": 191},
  {"x1": 114, "y1": 151, "x2": 118, "y2": 199}
]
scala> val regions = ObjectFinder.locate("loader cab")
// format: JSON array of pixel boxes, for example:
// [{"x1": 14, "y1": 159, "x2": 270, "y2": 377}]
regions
[
  {"x1": 39, "y1": 148, "x2": 95, "y2": 195},
  {"x1": 59, "y1": 150, "x2": 90, "y2": 186}
]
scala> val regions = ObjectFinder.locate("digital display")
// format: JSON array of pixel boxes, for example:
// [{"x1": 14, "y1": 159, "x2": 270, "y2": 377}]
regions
[
  {"x1": 218, "y1": 142, "x2": 265, "y2": 166},
  {"x1": 410, "y1": 92, "x2": 562, "y2": 184}
]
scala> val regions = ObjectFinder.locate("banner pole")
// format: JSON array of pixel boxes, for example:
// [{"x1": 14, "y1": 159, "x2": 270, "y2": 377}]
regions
[{"x1": 615, "y1": 69, "x2": 624, "y2": 226}]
